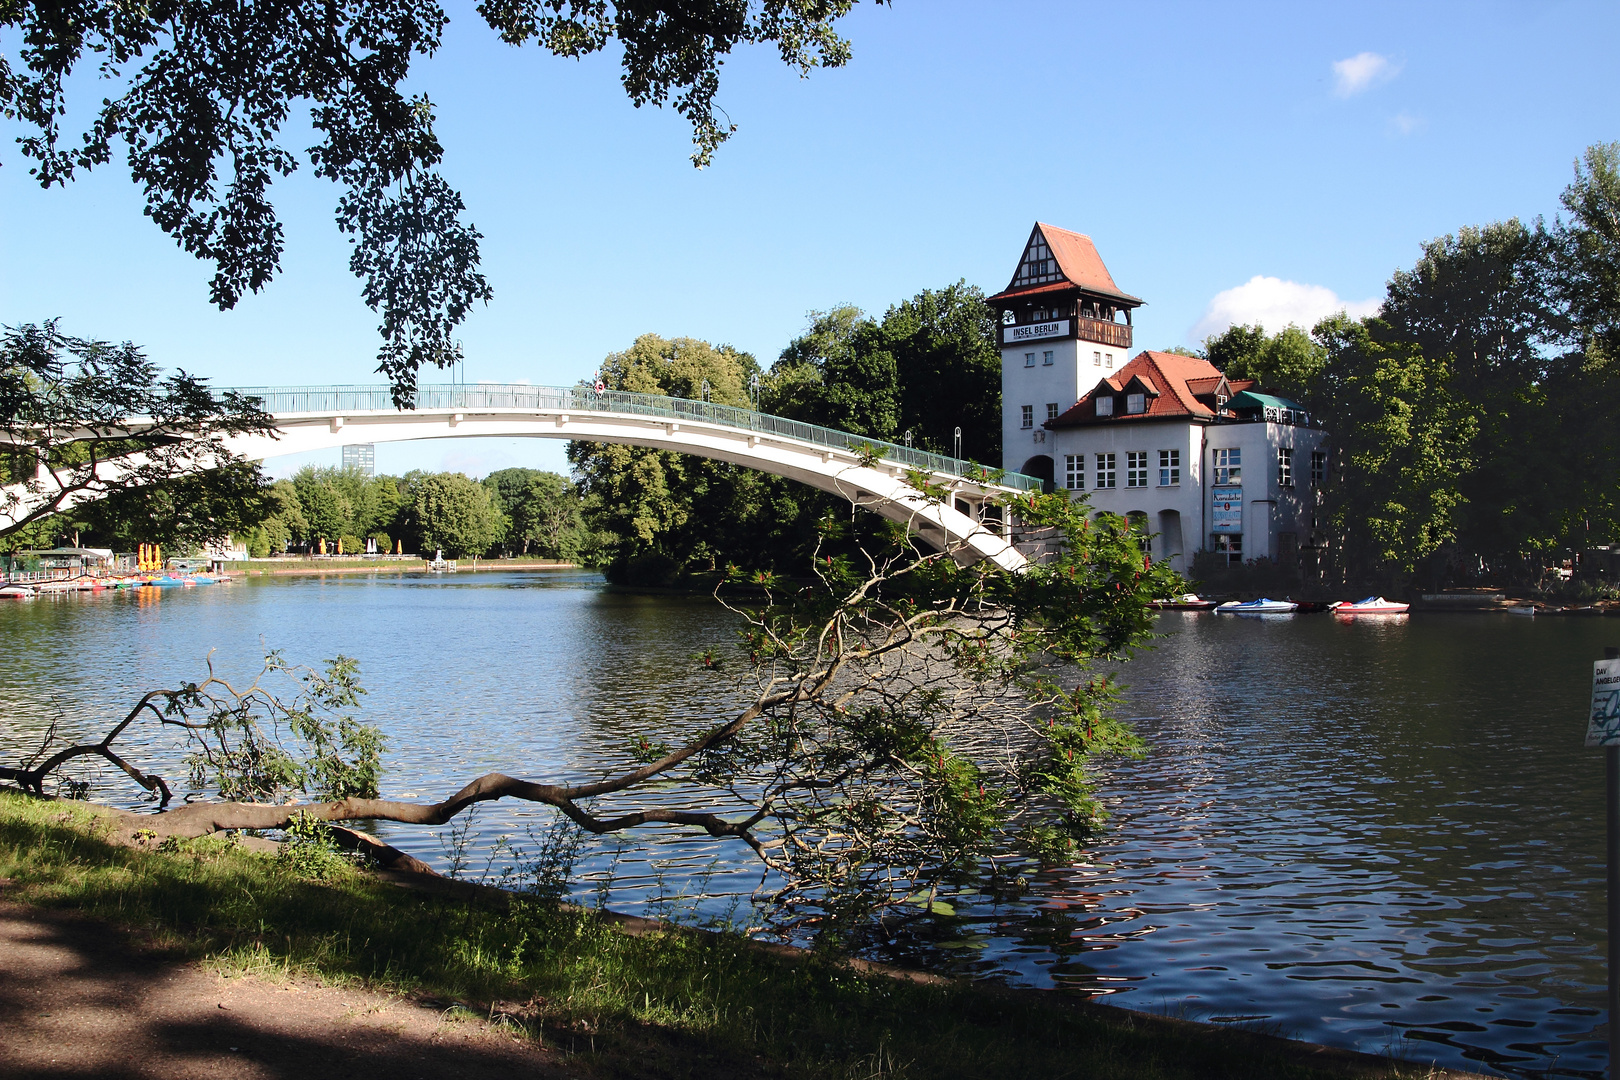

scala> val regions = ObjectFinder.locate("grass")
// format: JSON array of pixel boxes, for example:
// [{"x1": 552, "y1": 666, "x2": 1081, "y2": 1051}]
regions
[{"x1": 0, "y1": 788, "x2": 1436, "y2": 1080}]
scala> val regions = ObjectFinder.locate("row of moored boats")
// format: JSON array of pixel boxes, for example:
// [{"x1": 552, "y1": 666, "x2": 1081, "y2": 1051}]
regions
[
  {"x1": 0, "y1": 572, "x2": 230, "y2": 599},
  {"x1": 1150, "y1": 594, "x2": 1409, "y2": 616}
]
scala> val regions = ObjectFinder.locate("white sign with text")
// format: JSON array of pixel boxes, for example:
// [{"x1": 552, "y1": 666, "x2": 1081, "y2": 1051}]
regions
[
  {"x1": 1587, "y1": 657, "x2": 1620, "y2": 747},
  {"x1": 1004, "y1": 320, "x2": 1068, "y2": 344}
]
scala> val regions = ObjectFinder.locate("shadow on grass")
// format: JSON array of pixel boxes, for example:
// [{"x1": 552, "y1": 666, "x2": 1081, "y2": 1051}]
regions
[{"x1": 0, "y1": 791, "x2": 1450, "y2": 1080}]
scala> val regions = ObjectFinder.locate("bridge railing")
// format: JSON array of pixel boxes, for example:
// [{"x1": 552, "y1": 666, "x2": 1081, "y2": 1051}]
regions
[{"x1": 223, "y1": 383, "x2": 1043, "y2": 493}]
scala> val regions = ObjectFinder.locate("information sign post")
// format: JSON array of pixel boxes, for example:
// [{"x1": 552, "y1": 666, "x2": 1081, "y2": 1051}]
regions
[{"x1": 1585, "y1": 645, "x2": 1620, "y2": 1077}]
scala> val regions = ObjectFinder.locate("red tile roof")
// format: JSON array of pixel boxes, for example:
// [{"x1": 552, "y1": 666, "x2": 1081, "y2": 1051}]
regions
[
  {"x1": 1050, "y1": 351, "x2": 1244, "y2": 427},
  {"x1": 987, "y1": 223, "x2": 1144, "y2": 306}
]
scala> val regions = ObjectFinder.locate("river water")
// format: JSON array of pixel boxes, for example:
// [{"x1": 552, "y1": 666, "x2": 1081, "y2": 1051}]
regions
[{"x1": 0, "y1": 570, "x2": 1612, "y2": 1078}]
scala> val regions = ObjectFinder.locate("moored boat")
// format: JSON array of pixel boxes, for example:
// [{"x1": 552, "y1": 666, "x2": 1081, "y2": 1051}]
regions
[
  {"x1": 1215, "y1": 597, "x2": 1299, "y2": 614},
  {"x1": 1329, "y1": 596, "x2": 1410, "y2": 616},
  {"x1": 0, "y1": 582, "x2": 36, "y2": 599},
  {"x1": 1150, "y1": 593, "x2": 1216, "y2": 610}
]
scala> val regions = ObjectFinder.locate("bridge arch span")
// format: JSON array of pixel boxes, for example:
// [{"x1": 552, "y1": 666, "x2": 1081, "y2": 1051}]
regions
[{"x1": 12, "y1": 384, "x2": 1038, "y2": 572}]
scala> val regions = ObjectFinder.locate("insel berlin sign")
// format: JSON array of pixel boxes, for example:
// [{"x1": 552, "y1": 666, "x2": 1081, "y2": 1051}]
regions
[
  {"x1": 1586, "y1": 657, "x2": 1620, "y2": 746},
  {"x1": 1211, "y1": 486, "x2": 1242, "y2": 533},
  {"x1": 1004, "y1": 320, "x2": 1068, "y2": 344}
]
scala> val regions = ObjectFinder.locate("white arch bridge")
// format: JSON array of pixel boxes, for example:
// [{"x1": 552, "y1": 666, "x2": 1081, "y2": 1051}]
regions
[{"x1": 12, "y1": 383, "x2": 1044, "y2": 572}]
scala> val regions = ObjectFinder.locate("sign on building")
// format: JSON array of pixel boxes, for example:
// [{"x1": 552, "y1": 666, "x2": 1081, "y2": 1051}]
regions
[
  {"x1": 1587, "y1": 657, "x2": 1620, "y2": 747},
  {"x1": 1003, "y1": 320, "x2": 1068, "y2": 345},
  {"x1": 1211, "y1": 486, "x2": 1242, "y2": 533}
]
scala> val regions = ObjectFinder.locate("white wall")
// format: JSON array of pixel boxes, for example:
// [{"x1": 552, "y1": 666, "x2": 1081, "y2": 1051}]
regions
[
  {"x1": 1049, "y1": 419, "x2": 1204, "y2": 573},
  {"x1": 1050, "y1": 418, "x2": 1329, "y2": 569},
  {"x1": 1000, "y1": 335, "x2": 1129, "y2": 473}
]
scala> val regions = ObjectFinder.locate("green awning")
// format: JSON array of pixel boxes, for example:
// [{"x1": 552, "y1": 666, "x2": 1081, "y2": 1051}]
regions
[{"x1": 1228, "y1": 390, "x2": 1306, "y2": 412}]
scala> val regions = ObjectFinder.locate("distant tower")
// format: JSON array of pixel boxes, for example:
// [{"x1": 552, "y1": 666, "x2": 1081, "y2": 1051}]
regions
[
  {"x1": 986, "y1": 223, "x2": 1143, "y2": 483},
  {"x1": 341, "y1": 443, "x2": 376, "y2": 477}
]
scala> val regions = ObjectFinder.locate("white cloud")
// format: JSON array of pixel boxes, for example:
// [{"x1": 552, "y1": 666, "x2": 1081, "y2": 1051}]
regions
[
  {"x1": 1190, "y1": 276, "x2": 1381, "y2": 342},
  {"x1": 1332, "y1": 52, "x2": 1400, "y2": 97},
  {"x1": 1389, "y1": 112, "x2": 1424, "y2": 136}
]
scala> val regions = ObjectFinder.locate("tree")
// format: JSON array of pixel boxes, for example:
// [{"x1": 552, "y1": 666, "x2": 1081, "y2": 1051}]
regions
[
  {"x1": 291, "y1": 467, "x2": 354, "y2": 547},
  {"x1": 770, "y1": 306, "x2": 900, "y2": 438},
  {"x1": 1314, "y1": 315, "x2": 1478, "y2": 583},
  {"x1": 570, "y1": 333, "x2": 826, "y2": 583},
  {"x1": 502, "y1": 471, "x2": 585, "y2": 559},
  {"x1": 0, "y1": 321, "x2": 275, "y2": 540},
  {"x1": 2, "y1": 2, "x2": 877, "y2": 403},
  {"x1": 1558, "y1": 142, "x2": 1620, "y2": 363},
  {"x1": 409, "y1": 472, "x2": 501, "y2": 557},
  {"x1": 1203, "y1": 322, "x2": 1326, "y2": 398},
  {"x1": 880, "y1": 282, "x2": 1002, "y2": 462},
  {"x1": 4, "y1": 486, "x2": 1180, "y2": 940},
  {"x1": 766, "y1": 285, "x2": 1002, "y2": 460}
]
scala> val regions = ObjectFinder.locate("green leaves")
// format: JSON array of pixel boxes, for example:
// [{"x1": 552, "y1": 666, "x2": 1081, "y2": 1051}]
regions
[
  {"x1": 182, "y1": 653, "x2": 386, "y2": 804},
  {"x1": 3, "y1": 1, "x2": 871, "y2": 400}
]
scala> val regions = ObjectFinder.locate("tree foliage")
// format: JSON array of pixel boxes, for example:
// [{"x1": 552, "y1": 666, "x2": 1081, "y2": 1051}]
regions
[
  {"x1": 0, "y1": 321, "x2": 275, "y2": 543},
  {"x1": 408, "y1": 471, "x2": 503, "y2": 558},
  {"x1": 1198, "y1": 189, "x2": 1620, "y2": 585},
  {"x1": 1, "y1": 1, "x2": 877, "y2": 402},
  {"x1": 570, "y1": 333, "x2": 827, "y2": 584},
  {"x1": 767, "y1": 283, "x2": 1001, "y2": 461}
]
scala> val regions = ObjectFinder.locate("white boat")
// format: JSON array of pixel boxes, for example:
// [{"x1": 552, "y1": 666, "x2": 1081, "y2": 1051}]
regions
[
  {"x1": 1150, "y1": 593, "x2": 1217, "y2": 611},
  {"x1": 1507, "y1": 604, "x2": 1537, "y2": 617},
  {"x1": 1215, "y1": 597, "x2": 1299, "y2": 614},
  {"x1": 0, "y1": 583, "x2": 36, "y2": 600},
  {"x1": 1329, "y1": 596, "x2": 1410, "y2": 615}
]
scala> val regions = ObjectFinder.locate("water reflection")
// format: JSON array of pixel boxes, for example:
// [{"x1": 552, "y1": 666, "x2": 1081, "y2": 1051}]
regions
[{"x1": 0, "y1": 575, "x2": 1613, "y2": 1077}]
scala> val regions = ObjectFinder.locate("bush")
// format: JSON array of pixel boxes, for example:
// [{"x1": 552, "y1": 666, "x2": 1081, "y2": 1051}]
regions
[{"x1": 337, "y1": 534, "x2": 365, "y2": 556}]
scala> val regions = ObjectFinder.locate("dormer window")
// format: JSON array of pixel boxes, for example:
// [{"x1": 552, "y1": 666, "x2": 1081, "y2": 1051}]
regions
[
  {"x1": 1095, "y1": 396, "x2": 1113, "y2": 417},
  {"x1": 1126, "y1": 392, "x2": 1145, "y2": 414}
]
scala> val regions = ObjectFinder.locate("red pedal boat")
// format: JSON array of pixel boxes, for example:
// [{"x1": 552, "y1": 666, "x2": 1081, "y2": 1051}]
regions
[{"x1": 1330, "y1": 596, "x2": 1410, "y2": 615}]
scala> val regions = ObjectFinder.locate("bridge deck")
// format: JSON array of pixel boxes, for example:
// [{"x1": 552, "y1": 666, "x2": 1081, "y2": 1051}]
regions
[{"x1": 223, "y1": 384, "x2": 1041, "y2": 495}]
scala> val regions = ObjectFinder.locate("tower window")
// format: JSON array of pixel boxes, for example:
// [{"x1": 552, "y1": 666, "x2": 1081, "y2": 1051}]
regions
[
  {"x1": 1046, "y1": 403, "x2": 1059, "y2": 422},
  {"x1": 1042, "y1": 350, "x2": 1053, "y2": 366},
  {"x1": 1020, "y1": 405, "x2": 1033, "y2": 429},
  {"x1": 1093, "y1": 351, "x2": 1102, "y2": 366},
  {"x1": 1024, "y1": 352, "x2": 1035, "y2": 367}
]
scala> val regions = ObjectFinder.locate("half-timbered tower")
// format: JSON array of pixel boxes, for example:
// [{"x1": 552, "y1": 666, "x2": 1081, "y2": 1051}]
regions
[{"x1": 985, "y1": 223, "x2": 1142, "y2": 485}]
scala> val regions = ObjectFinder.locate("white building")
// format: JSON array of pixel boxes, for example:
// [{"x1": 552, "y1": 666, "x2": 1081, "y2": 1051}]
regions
[{"x1": 990, "y1": 223, "x2": 1329, "y2": 574}]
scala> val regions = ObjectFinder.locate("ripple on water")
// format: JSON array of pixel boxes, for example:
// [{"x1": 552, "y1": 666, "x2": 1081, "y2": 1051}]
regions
[{"x1": 0, "y1": 579, "x2": 1614, "y2": 1076}]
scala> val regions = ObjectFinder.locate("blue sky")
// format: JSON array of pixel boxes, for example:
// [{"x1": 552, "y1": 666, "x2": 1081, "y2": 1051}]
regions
[{"x1": 3, "y1": 0, "x2": 1616, "y2": 477}]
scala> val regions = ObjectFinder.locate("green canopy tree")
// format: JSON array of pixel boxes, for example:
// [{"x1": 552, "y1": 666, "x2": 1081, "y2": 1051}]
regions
[
  {"x1": 0, "y1": 321, "x2": 275, "y2": 548},
  {"x1": 409, "y1": 472, "x2": 502, "y2": 558},
  {"x1": 570, "y1": 333, "x2": 823, "y2": 583}
]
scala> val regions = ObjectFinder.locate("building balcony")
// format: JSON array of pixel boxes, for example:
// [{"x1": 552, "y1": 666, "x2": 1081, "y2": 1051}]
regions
[{"x1": 1076, "y1": 316, "x2": 1132, "y2": 348}]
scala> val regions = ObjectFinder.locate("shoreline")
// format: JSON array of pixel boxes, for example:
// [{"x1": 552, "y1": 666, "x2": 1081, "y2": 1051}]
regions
[
  {"x1": 0, "y1": 788, "x2": 1492, "y2": 1079},
  {"x1": 238, "y1": 558, "x2": 582, "y2": 577}
]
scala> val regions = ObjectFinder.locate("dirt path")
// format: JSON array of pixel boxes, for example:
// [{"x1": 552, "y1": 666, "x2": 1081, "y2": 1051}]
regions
[{"x1": 0, "y1": 902, "x2": 570, "y2": 1080}]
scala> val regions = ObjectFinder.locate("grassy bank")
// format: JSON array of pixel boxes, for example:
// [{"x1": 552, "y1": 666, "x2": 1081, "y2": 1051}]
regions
[{"x1": 0, "y1": 790, "x2": 1441, "y2": 1079}]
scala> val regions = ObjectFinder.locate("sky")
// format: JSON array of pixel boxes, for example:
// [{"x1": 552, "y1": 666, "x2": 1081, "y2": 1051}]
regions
[{"x1": 3, "y1": 0, "x2": 1617, "y2": 478}]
